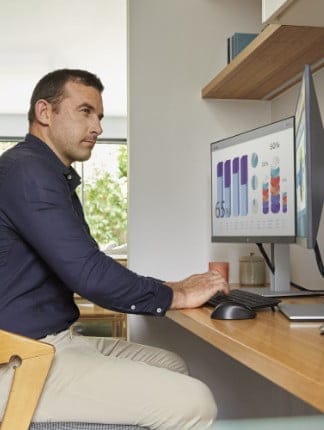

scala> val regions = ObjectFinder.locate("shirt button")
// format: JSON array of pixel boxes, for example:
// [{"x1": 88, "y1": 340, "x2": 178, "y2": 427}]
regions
[
  {"x1": 67, "y1": 174, "x2": 72, "y2": 180},
  {"x1": 131, "y1": 305, "x2": 136, "y2": 311},
  {"x1": 156, "y1": 307, "x2": 162, "y2": 314}
]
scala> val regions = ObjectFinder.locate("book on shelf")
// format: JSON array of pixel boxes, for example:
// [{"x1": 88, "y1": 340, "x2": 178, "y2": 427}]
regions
[{"x1": 227, "y1": 32, "x2": 258, "y2": 63}]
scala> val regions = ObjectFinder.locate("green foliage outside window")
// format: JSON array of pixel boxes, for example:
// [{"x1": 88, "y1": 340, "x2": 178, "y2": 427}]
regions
[{"x1": 82, "y1": 145, "x2": 127, "y2": 247}]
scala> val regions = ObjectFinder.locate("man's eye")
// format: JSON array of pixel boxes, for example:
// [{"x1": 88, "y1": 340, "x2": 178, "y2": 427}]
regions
[{"x1": 82, "y1": 107, "x2": 91, "y2": 114}]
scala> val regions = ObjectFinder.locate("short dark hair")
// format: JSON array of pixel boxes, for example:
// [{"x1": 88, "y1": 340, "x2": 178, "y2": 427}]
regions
[{"x1": 28, "y1": 68, "x2": 104, "y2": 123}]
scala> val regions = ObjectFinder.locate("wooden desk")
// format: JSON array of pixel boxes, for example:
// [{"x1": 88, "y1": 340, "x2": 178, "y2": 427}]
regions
[{"x1": 167, "y1": 295, "x2": 324, "y2": 412}]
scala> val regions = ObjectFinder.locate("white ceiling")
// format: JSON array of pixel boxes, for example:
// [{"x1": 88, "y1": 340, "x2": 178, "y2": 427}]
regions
[{"x1": 0, "y1": 0, "x2": 126, "y2": 117}]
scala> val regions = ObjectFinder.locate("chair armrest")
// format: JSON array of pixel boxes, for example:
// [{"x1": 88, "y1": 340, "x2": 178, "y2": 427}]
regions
[{"x1": 0, "y1": 330, "x2": 55, "y2": 430}]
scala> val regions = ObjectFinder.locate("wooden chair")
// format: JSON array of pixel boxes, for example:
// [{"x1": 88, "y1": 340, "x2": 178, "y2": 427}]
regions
[
  {"x1": 0, "y1": 329, "x2": 55, "y2": 430},
  {"x1": 0, "y1": 330, "x2": 146, "y2": 430}
]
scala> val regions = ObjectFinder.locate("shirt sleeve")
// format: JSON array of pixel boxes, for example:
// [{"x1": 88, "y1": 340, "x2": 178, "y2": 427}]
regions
[{"x1": 3, "y1": 156, "x2": 173, "y2": 316}]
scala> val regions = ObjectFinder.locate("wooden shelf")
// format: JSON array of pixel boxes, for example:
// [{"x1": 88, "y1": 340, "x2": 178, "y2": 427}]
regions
[{"x1": 202, "y1": 24, "x2": 324, "y2": 100}]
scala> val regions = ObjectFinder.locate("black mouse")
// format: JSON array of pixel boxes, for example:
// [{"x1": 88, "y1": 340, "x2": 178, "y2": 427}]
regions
[{"x1": 210, "y1": 301, "x2": 256, "y2": 320}]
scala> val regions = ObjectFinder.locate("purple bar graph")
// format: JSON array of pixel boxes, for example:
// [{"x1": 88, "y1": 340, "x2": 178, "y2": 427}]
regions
[
  {"x1": 232, "y1": 157, "x2": 240, "y2": 216},
  {"x1": 224, "y1": 160, "x2": 231, "y2": 217},
  {"x1": 240, "y1": 155, "x2": 248, "y2": 216}
]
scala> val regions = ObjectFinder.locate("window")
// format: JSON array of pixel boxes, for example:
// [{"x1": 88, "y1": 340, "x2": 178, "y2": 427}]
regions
[
  {"x1": 74, "y1": 140, "x2": 128, "y2": 252},
  {"x1": 0, "y1": 138, "x2": 128, "y2": 253}
]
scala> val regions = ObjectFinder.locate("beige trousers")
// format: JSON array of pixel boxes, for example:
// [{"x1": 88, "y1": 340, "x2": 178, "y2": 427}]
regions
[{"x1": 0, "y1": 330, "x2": 217, "y2": 429}]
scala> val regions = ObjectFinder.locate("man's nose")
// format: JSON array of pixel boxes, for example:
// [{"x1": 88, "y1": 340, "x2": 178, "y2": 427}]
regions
[{"x1": 91, "y1": 117, "x2": 103, "y2": 136}]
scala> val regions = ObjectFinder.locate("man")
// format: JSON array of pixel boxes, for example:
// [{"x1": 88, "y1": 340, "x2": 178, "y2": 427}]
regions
[{"x1": 0, "y1": 69, "x2": 228, "y2": 429}]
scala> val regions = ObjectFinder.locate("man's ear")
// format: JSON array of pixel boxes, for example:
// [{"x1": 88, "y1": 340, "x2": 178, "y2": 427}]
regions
[{"x1": 34, "y1": 99, "x2": 52, "y2": 125}]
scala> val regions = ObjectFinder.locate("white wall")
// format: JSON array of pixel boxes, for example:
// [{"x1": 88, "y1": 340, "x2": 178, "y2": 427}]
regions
[
  {"x1": 128, "y1": 0, "x2": 269, "y2": 284},
  {"x1": 127, "y1": 0, "x2": 322, "y2": 419}
]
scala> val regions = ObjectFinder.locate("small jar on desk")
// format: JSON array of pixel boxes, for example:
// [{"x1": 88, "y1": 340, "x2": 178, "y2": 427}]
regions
[{"x1": 239, "y1": 253, "x2": 265, "y2": 286}]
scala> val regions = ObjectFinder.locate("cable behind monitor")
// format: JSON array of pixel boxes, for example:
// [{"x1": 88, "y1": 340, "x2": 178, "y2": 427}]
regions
[
  {"x1": 256, "y1": 243, "x2": 274, "y2": 274},
  {"x1": 314, "y1": 240, "x2": 324, "y2": 277}
]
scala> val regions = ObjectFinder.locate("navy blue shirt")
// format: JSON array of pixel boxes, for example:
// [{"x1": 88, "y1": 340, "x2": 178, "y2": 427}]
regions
[{"x1": 0, "y1": 134, "x2": 173, "y2": 339}]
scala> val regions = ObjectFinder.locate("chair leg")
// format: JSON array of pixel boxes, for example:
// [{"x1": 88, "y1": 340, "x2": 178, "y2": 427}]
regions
[{"x1": 1, "y1": 353, "x2": 53, "y2": 430}]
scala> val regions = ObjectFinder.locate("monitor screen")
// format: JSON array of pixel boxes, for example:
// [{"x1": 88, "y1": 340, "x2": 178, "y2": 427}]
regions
[
  {"x1": 295, "y1": 65, "x2": 324, "y2": 249},
  {"x1": 211, "y1": 117, "x2": 295, "y2": 244}
]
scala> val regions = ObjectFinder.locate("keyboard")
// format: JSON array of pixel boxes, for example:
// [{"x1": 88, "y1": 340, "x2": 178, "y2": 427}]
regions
[{"x1": 206, "y1": 289, "x2": 281, "y2": 310}]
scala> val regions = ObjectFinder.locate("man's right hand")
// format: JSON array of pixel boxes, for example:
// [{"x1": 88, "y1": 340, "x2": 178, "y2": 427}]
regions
[{"x1": 165, "y1": 271, "x2": 229, "y2": 310}]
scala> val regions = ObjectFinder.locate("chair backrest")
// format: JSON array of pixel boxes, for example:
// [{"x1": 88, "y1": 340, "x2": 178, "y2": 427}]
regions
[{"x1": 0, "y1": 329, "x2": 55, "y2": 430}]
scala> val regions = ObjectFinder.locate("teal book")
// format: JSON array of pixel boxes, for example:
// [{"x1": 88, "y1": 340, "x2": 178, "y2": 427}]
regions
[{"x1": 229, "y1": 32, "x2": 258, "y2": 62}]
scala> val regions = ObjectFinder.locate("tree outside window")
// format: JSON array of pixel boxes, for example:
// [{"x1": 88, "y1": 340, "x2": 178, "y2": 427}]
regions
[{"x1": 74, "y1": 141, "x2": 128, "y2": 252}]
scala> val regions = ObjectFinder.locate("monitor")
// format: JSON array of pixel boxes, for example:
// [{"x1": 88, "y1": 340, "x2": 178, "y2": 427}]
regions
[
  {"x1": 211, "y1": 117, "x2": 296, "y2": 244},
  {"x1": 295, "y1": 65, "x2": 324, "y2": 275},
  {"x1": 277, "y1": 65, "x2": 324, "y2": 319},
  {"x1": 211, "y1": 117, "x2": 297, "y2": 296}
]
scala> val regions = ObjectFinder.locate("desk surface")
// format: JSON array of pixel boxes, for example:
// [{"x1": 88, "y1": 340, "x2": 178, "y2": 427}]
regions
[{"x1": 167, "y1": 294, "x2": 324, "y2": 412}]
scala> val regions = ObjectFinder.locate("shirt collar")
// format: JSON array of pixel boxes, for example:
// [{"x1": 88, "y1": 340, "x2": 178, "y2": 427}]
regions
[{"x1": 25, "y1": 133, "x2": 81, "y2": 192}]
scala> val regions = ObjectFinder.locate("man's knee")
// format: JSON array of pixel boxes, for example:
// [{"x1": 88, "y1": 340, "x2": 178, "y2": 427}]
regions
[
  {"x1": 155, "y1": 376, "x2": 217, "y2": 430},
  {"x1": 176, "y1": 378, "x2": 217, "y2": 429}
]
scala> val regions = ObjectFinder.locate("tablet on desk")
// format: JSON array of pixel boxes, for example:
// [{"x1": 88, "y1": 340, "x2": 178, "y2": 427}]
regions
[{"x1": 278, "y1": 303, "x2": 324, "y2": 321}]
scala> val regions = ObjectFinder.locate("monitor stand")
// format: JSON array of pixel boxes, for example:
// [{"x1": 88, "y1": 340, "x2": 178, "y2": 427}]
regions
[{"x1": 240, "y1": 244, "x2": 320, "y2": 298}]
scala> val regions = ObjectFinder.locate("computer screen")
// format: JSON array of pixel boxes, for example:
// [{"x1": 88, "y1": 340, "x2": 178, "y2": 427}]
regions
[
  {"x1": 295, "y1": 65, "x2": 324, "y2": 250},
  {"x1": 211, "y1": 117, "x2": 295, "y2": 244}
]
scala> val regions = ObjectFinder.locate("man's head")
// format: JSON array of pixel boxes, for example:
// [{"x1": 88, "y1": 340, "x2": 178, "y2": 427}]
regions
[
  {"x1": 28, "y1": 69, "x2": 105, "y2": 166},
  {"x1": 28, "y1": 69, "x2": 104, "y2": 124}
]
